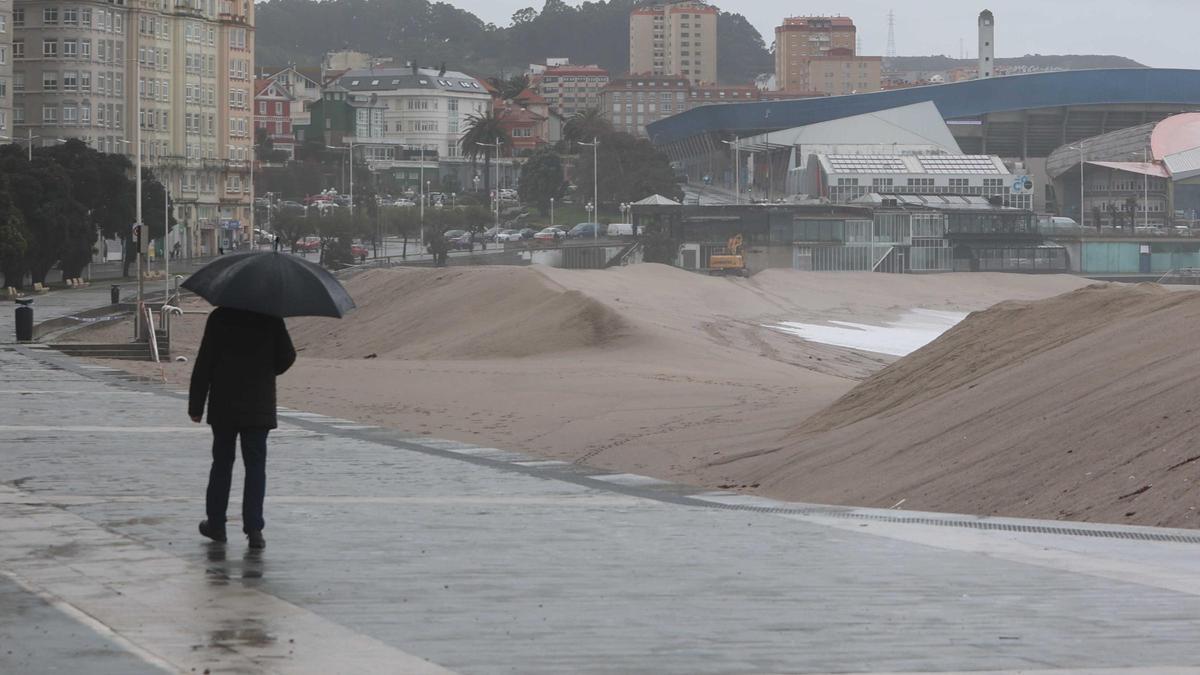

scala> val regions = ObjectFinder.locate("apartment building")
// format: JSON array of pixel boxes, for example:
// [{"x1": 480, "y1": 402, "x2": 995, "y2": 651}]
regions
[
  {"x1": 629, "y1": 1, "x2": 716, "y2": 85},
  {"x1": 0, "y1": 0, "x2": 11, "y2": 136},
  {"x1": 254, "y1": 76, "x2": 293, "y2": 158},
  {"x1": 529, "y1": 63, "x2": 607, "y2": 117},
  {"x1": 775, "y1": 17, "x2": 881, "y2": 95},
  {"x1": 302, "y1": 66, "x2": 519, "y2": 193},
  {"x1": 784, "y1": 52, "x2": 882, "y2": 96},
  {"x1": 13, "y1": 0, "x2": 254, "y2": 255},
  {"x1": 256, "y1": 64, "x2": 320, "y2": 134},
  {"x1": 601, "y1": 75, "x2": 758, "y2": 138}
]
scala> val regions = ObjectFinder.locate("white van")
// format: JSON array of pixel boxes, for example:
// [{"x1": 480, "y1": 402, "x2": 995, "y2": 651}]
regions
[{"x1": 607, "y1": 223, "x2": 635, "y2": 237}]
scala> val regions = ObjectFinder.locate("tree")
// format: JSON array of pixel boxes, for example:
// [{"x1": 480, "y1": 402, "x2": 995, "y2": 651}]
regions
[
  {"x1": 460, "y1": 110, "x2": 511, "y2": 197},
  {"x1": 272, "y1": 210, "x2": 313, "y2": 252},
  {"x1": 563, "y1": 108, "x2": 613, "y2": 148},
  {"x1": 518, "y1": 147, "x2": 566, "y2": 212},
  {"x1": 0, "y1": 176, "x2": 30, "y2": 288},
  {"x1": 313, "y1": 210, "x2": 355, "y2": 268},
  {"x1": 572, "y1": 130, "x2": 683, "y2": 211}
]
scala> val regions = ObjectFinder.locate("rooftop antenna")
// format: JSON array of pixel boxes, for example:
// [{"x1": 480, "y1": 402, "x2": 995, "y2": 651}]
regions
[{"x1": 886, "y1": 9, "x2": 897, "y2": 60}]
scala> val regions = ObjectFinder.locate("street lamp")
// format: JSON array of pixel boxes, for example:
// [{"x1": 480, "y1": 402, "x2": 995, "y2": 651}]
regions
[
  {"x1": 721, "y1": 138, "x2": 741, "y2": 205},
  {"x1": 578, "y1": 136, "x2": 600, "y2": 240},
  {"x1": 1128, "y1": 148, "x2": 1150, "y2": 227},
  {"x1": 549, "y1": 197, "x2": 554, "y2": 227},
  {"x1": 1068, "y1": 141, "x2": 1086, "y2": 228},
  {"x1": 0, "y1": 129, "x2": 44, "y2": 161},
  {"x1": 475, "y1": 138, "x2": 503, "y2": 233}
]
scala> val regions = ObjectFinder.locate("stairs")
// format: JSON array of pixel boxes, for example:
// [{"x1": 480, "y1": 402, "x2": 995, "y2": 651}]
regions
[{"x1": 49, "y1": 330, "x2": 170, "y2": 361}]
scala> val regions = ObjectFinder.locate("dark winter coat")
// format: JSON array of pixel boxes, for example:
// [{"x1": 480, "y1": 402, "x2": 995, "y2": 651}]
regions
[{"x1": 188, "y1": 307, "x2": 296, "y2": 429}]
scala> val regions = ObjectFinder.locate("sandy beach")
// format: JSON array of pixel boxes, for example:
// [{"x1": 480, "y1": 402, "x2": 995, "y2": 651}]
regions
[{"x1": 72, "y1": 264, "x2": 1137, "y2": 519}]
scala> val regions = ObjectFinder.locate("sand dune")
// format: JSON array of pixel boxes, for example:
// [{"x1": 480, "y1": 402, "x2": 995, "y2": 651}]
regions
[
  {"x1": 709, "y1": 283, "x2": 1200, "y2": 529},
  {"x1": 287, "y1": 267, "x2": 628, "y2": 360},
  {"x1": 72, "y1": 264, "x2": 1119, "y2": 523}
]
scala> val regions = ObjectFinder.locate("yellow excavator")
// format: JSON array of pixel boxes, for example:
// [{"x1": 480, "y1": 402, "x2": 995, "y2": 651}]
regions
[{"x1": 708, "y1": 234, "x2": 748, "y2": 276}]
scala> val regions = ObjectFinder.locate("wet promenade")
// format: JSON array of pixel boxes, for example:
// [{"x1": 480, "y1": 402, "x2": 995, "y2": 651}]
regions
[{"x1": 2, "y1": 345, "x2": 1200, "y2": 674}]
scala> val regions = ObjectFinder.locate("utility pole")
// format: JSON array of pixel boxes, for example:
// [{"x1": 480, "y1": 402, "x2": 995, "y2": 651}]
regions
[{"x1": 135, "y1": 59, "x2": 145, "y2": 340}]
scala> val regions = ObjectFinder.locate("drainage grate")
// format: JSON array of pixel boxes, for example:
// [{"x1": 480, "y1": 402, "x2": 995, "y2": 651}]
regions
[{"x1": 697, "y1": 501, "x2": 1200, "y2": 544}]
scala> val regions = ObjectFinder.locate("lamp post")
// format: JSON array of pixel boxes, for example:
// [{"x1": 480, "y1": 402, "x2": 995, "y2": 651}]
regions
[
  {"x1": 0, "y1": 130, "x2": 41, "y2": 161},
  {"x1": 475, "y1": 138, "x2": 503, "y2": 233},
  {"x1": 578, "y1": 136, "x2": 599, "y2": 240},
  {"x1": 1069, "y1": 141, "x2": 1086, "y2": 228},
  {"x1": 1131, "y1": 148, "x2": 1150, "y2": 227},
  {"x1": 721, "y1": 138, "x2": 740, "y2": 205},
  {"x1": 549, "y1": 197, "x2": 554, "y2": 227}
]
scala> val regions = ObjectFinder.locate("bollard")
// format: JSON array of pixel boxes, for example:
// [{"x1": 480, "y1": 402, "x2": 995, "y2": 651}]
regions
[
  {"x1": 14, "y1": 298, "x2": 33, "y2": 342},
  {"x1": 111, "y1": 284, "x2": 121, "y2": 305}
]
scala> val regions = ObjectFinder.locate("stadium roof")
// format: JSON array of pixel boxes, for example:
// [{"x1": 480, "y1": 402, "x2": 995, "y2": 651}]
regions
[
  {"x1": 647, "y1": 69, "x2": 1200, "y2": 147},
  {"x1": 733, "y1": 101, "x2": 961, "y2": 154}
]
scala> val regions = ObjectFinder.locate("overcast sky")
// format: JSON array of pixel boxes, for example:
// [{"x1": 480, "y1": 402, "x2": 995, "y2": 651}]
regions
[{"x1": 448, "y1": 0, "x2": 1197, "y2": 68}]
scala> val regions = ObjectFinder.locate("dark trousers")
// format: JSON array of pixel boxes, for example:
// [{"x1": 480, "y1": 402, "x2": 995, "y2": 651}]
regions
[{"x1": 206, "y1": 427, "x2": 270, "y2": 533}]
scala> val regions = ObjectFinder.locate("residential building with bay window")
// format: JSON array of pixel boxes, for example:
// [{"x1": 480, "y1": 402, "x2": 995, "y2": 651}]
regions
[{"x1": 12, "y1": 0, "x2": 254, "y2": 255}]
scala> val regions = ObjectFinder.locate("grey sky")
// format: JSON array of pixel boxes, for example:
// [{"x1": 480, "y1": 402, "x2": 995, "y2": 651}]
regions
[{"x1": 449, "y1": 0, "x2": 1198, "y2": 69}]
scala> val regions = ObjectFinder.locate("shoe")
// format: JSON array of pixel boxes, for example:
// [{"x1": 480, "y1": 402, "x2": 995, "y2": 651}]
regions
[
  {"x1": 199, "y1": 520, "x2": 227, "y2": 543},
  {"x1": 246, "y1": 530, "x2": 265, "y2": 549}
]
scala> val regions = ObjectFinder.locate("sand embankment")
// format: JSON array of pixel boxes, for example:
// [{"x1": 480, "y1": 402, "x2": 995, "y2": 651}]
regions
[
  {"x1": 709, "y1": 283, "x2": 1200, "y2": 529},
  {"x1": 70, "y1": 264, "x2": 1110, "y2": 520}
]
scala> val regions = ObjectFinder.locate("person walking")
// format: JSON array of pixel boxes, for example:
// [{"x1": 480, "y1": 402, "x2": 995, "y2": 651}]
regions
[{"x1": 189, "y1": 307, "x2": 296, "y2": 549}]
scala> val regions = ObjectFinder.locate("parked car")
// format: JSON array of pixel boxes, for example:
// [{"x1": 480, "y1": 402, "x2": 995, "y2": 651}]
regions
[
  {"x1": 567, "y1": 222, "x2": 603, "y2": 238},
  {"x1": 392, "y1": 198, "x2": 416, "y2": 207},
  {"x1": 519, "y1": 227, "x2": 537, "y2": 240},
  {"x1": 495, "y1": 229, "x2": 523, "y2": 242},
  {"x1": 606, "y1": 223, "x2": 635, "y2": 237},
  {"x1": 533, "y1": 227, "x2": 566, "y2": 241},
  {"x1": 448, "y1": 233, "x2": 475, "y2": 250},
  {"x1": 281, "y1": 200, "x2": 304, "y2": 211},
  {"x1": 351, "y1": 243, "x2": 370, "y2": 259},
  {"x1": 295, "y1": 236, "x2": 321, "y2": 252},
  {"x1": 442, "y1": 229, "x2": 467, "y2": 240},
  {"x1": 498, "y1": 188, "x2": 518, "y2": 201}
]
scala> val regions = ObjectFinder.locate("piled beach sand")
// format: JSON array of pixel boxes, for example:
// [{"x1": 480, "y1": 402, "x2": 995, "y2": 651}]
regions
[
  {"x1": 72, "y1": 264, "x2": 1113, "y2": 520},
  {"x1": 708, "y1": 283, "x2": 1200, "y2": 529}
]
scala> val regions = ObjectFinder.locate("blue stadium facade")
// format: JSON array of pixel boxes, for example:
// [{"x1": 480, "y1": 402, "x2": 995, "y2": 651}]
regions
[
  {"x1": 650, "y1": 68, "x2": 1200, "y2": 160},
  {"x1": 648, "y1": 69, "x2": 1200, "y2": 213}
]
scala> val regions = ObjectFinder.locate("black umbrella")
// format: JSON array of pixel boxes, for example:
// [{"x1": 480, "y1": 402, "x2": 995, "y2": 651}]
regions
[{"x1": 181, "y1": 252, "x2": 355, "y2": 318}]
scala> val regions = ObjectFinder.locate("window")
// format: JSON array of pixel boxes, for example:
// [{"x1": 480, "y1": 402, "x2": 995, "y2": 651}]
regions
[
  {"x1": 64, "y1": 7, "x2": 78, "y2": 24},
  {"x1": 63, "y1": 106, "x2": 77, "y2": 123},
  {"x1": 63, "y1": 40, "x2": 77, "y2": 58},
  {"x1": 80, "y1": 72, "x2": 90, "y2": 91},
  {"x1": 81, "y1": 105, "x2": 91, "y2": 123},
  {"x1": 12, "y1": 40, "x2": 22, "y2": 59},
  {"x1": 13, "y1": 8, "x2": 23, "y2": 27},
  {"x1": 63, "y1": 71, "x2": 78, "y2": 90},
  {"x1": 13, "y1": 107, "x2": 23, "y2": 124},
  {"x1": 275, "y1": 102, "x2": 282, "y2": 114},
  {"x1": 43, "y1": 72, "x2": 59, "y2": 91},
  {"x1": 43, "y1": 7, "x2": 59, "y2": 24},
  {"x1": 43, "y1": 39, "x2": 58, "y2": 58},
  {"x1": 258, "y1": 101, "x2": 266, "y2": 114},
  {"x1": 43, "y1": 105, "x2": 58, "y2": 123},
  {"x1": 80, "y1": 40, "x2": 90, "y2": 58}
]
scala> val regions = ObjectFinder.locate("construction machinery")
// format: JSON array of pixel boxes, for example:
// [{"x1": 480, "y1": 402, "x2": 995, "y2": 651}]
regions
[{"x1": 708, "y1": 234, "x2": 748, "y2": 276}]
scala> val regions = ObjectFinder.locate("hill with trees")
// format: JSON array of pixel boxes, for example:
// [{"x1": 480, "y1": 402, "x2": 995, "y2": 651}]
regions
[{"x1": 254, "y1": 0, "x2": 773, "y2": 84}]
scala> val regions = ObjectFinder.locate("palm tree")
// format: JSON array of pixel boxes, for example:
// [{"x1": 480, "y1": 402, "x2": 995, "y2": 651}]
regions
[
  {"x1": 563, "y1": 108, "x2": 613, "y2": 149},
  {"x1": 460, "y1": 110, "x2": 512, "y2": 197}
]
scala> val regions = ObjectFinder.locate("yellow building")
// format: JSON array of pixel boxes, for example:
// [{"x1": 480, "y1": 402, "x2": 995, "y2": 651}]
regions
[
  {"x1": 629, "y1": 1, "x2": 716, "y2": 85},
  {"x1": 775, "y1": 17, "x2": 881, "y2": 96}
]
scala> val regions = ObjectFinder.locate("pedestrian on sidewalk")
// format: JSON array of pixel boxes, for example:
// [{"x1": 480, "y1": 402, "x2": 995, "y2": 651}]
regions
[{"x1": 189, "y1": 307, "x2": 296, "y2": 549}]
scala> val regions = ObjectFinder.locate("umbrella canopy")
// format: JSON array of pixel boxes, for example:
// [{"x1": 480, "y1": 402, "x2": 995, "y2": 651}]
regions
[{"x1": 181, "y1": 252, "x2": 355, "y2": 318}]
